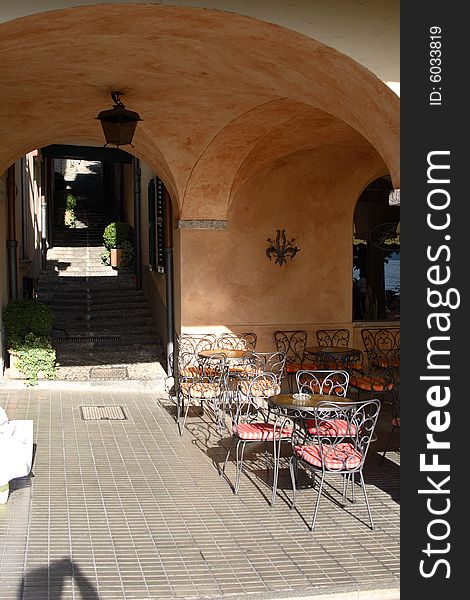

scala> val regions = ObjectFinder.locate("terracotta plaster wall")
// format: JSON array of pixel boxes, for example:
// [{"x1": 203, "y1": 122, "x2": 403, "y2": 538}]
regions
[{"x1": 180, "y1": 145, "x2": 386, "y2": 350}]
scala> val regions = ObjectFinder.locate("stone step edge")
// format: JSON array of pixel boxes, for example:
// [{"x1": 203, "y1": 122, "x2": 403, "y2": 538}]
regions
[{"x1": 0, "y1": 376, "x2": 169, "y2": 392}]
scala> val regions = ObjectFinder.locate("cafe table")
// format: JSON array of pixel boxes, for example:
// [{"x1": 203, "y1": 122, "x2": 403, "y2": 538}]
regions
[
  {"x1": 267, "y1": 392, "x2": 357, "y2": 507},
  {"x1": 197, "y1": 348, "x2": 255, "y2": 377},
  {"x1": 303, "y1": 345, "x2": 362, "y2": 371},
  {"x1": 198, "y1": 348, "x2": 254, "y2": 361}
]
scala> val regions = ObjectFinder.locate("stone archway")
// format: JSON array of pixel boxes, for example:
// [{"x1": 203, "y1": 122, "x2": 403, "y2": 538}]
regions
[
  {"x1": 0, "y1": 3, "x2": 399, "y2": 348},
  {"x1": 0, "y1": 3, "x2": 399, "y2": 217}
]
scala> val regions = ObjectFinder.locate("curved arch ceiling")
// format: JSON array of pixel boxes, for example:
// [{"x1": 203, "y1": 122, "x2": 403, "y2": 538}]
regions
[{"x1": 0, "y1": 4, "x2": 399, "y2": 216}]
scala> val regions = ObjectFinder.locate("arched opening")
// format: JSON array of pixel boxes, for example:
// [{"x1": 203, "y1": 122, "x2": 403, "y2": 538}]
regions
[
  {"x1": 0, "y1": 3, "x2": 399, "y2": 374},
  {"x1": 353, "y1": 176, "x2": 400, "y2": 321}
]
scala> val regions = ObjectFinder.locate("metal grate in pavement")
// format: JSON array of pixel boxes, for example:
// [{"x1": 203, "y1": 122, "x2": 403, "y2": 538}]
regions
[
  {"x1": 89, "y1": 366, "x2": 128, "y2": 379},
  {"x1": 79, "y1": 405, "x2": 127, "y2": 420},
  {"x1": 55, "y1": 335, "x2": 122, "y2": 342}
]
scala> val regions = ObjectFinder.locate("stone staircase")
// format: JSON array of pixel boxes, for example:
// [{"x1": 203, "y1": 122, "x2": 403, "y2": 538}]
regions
[{"x1": 34, "y1": 160, "x2": 167, "y2": 389}]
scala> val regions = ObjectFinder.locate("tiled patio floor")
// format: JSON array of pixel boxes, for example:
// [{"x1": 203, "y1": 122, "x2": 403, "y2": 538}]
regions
[{"x1": 0, "y1": 387, "x2": 400, "y2": 600}]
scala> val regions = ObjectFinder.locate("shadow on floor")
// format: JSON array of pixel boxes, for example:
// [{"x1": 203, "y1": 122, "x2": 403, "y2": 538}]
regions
[{"x1": 18, "y1": 558, "x2": 99, "y2": 599}]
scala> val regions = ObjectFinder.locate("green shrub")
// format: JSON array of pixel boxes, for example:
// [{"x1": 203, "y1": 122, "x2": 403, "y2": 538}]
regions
[
  {"x1": 9, "y1": 334, "x2": 56, "y2": 386},
  {"x1": 2, "y1": 299, "x2": 54, "y2": 341},
  {"x1": 103, "y1": 222, "x2": 134, "y2": 249},
  {"x1": 54, "y1": 190, "x2": 77, "y2": 227}
]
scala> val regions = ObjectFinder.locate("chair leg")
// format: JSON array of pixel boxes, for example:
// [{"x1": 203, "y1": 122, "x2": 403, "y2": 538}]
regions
[
  {"x1": 234, "y1": 440, "x2": 247, "y2": 495},
  {"x1": 310, "y1": 472, "x2": 325, "y2": 532},
  {"x1": 359, "y1": 471, "x2": 374, "y2": 530},
  {"x1": 178, "y1": 397, "x2": 192, "y2": 436},
  {"x1": 289, "y1": 455, "x2": 298, "y2": 508},
  {"x1": 342, "y1": 474, "x2": 348, "y2": 504},
  {"x1": 221, "y1": 435, "x2": 235, "y2": 475},
  {"x1": 351, "y1": 473, "x2": 357, "y2": 503}
]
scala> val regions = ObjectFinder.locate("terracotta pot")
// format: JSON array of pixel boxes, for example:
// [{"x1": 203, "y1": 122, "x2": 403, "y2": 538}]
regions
[{"x1": 110, "y1": 247, "x2": 122, "y2": 268}]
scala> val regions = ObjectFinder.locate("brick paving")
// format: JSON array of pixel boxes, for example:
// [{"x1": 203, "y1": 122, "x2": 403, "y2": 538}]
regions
[{"x1": 0, "y1": 387, "x2": 399, "y2": 599}]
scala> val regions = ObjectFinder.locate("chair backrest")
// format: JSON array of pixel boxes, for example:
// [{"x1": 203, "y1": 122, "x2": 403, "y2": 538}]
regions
[
  {"x1": 178, "y1": 332, "x2": 217, "y2": 355},
  {"x1": 316, "y1": 328, "x2": 350, "y2": 348},
  {"x1": 273, "y1": 330, "x2": 308, "y2": 365},
  {"x1": 309, "y1": 398, "x2": 381, "y2": 471},
  {"x1": 198, "y1": 353, "x2": 228, "y2": 381},
  {"x1": 296, "y1": 369, "x2": 349, "y2": 397},
  {"x1": 180, "y1": 353, "x2": 228, "y2": 399},
  {"x1": 235, "y1": 371, "x2": 280, "y2": 423},
  {"x1": 251, "y1": 351, "x2": 286, "y2": 383},
  {"x1": 216, "y1": 332, "x2": 257, "y2": 351},
  {"x1": 361, "y1": 328, "x2": 400, "y2": 370}
]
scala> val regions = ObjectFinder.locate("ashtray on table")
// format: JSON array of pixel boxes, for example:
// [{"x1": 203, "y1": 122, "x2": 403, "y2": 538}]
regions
[{"x1": 292, "y1": 393, "x2": 312, "y2": 404}]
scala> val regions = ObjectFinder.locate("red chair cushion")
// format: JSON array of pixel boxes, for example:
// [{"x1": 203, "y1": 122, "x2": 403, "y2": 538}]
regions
[
  {"x1": 234, "y1": 422, "x2": 292, "y2": 441},
  {"x1": 305, "y1": 419, "x2": 357, "y2": 437},
  {"x1": 392, "y1": 417, "x2": 400, "y2": 428},
  {"x1": 294, "y1": 442, "x2": 362, "y2": 470}
]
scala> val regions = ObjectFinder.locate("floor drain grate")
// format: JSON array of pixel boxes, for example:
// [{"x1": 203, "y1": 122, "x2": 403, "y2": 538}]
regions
[
  {"x1": 80, "y1": 406, "x2": 127, "y2": 420},
  {"x1": 89, "y1": 366, "x2": 128, "y2": 379},
  {"x1": 55, "y1": 335, "x2": 122, "y2": 343}
]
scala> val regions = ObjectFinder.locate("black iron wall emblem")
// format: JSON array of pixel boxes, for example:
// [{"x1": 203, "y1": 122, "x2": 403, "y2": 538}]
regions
[{"x1": 266, "y1": 230, "x2": 300, "y2": 266}]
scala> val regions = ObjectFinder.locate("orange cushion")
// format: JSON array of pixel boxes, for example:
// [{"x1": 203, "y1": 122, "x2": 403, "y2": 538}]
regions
[
  {"x1": 180, "y1": 382, "x2": 220, "y2": 398},
  {"x1": 349, "y1": 372, "x2": 394, "y2": 392},
  {"x1": 294, "y1": 443, "x2": 362, "y2": 470},
  {"x1": 376, "y1": 357, "x2": 400, "y2": 369},
  {"x1": 286, "y1": 362, "x2": 317, "y2": 373},
  {"x1": 179, "y1": 366, "x2": 201, "y2": 378}
]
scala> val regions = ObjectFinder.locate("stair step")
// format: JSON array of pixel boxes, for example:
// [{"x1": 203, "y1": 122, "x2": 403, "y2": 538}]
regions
[{"x1": 36, "y1": 160, "x2": 164, "y2": 384}]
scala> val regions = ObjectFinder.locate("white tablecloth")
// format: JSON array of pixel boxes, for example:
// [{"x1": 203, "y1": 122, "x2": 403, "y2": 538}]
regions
[{"x1": 0, "y1": 407, "x2": 33, "y2": 487}]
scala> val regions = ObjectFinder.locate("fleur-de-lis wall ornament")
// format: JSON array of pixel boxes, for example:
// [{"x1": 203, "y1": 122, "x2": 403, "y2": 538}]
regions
[{"x1": 265, "y1": 229, "x2": 300, "y2": 266}]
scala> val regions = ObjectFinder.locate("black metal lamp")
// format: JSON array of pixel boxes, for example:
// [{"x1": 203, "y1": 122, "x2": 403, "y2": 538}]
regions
[{"x1": 96, "y1": 91, "x2": 142, "y2": 147}]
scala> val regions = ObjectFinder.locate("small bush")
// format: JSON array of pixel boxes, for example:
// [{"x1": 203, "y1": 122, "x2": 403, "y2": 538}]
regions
[
  {"x1": 103, "y1": 222, "x2": 134, "y2": 249},
  {"x1": 2, "y1": 299, "x2": 54, "y2": 342}
]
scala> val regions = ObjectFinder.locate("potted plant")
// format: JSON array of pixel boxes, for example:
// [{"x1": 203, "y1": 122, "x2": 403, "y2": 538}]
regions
[
  {"x1": 102, "y1": 221, "x2": 134, "y2": 268},
  {"x1": 2, "y1": 299, "x2": 56, "y2": 385}
]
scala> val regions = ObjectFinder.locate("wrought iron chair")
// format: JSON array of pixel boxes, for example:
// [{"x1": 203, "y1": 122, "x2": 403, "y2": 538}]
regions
[
  {"x1": 361, "y1": 328, "x2": 400, "y2": 371},
  {"x1": 310, "y1": 329, "x2": 362, "y2": 371},
  {"x1": 295, "y1": 369, "x2": 350, "y2": 440},
  {"x1": 221, "y1": 371, "x2": 290, "y2": 495},
  {"x1": 289, "y1": 398, "x2": 381, "y2": 531},
  {"x1": 216, "y1": 332, "x2": 257, "y2": 351},
  {"x1": 177, "y1": 352, "x2": 228, "y2": 436},
  {"x1": 250, "y1": 351, "x2": 287, "y2": 384},
  {"x1": 173, "y1": 333, "x2": 218, "y2": 415},
  {"x1": 349, "y1": 328, "x2": 399, "y2": 404},
  {"x1": 177, "y1": 332, "x2": 217, "y2": 356},
  {"x1": 315, "y1": 329, "x2": 350, "y2": 348},
  {"x1": 273, "y1": 330, "x2": 316, "y2": 391}
]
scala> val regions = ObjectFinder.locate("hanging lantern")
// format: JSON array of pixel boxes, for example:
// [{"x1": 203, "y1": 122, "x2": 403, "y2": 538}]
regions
[{"x1": 96, "y1": 91, "x2": 142, "y2": 148}]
